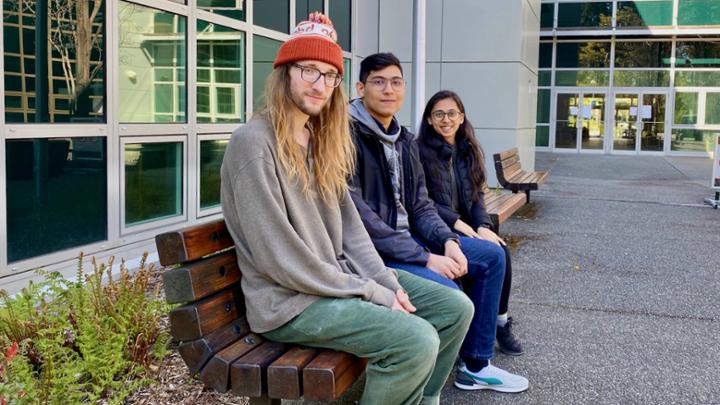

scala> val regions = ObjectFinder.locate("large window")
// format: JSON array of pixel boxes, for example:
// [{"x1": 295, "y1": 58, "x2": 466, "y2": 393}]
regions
[
  {"x1": 557, "y1": 2, "x2": 613, "y2": 29},
  {"x1": 616, "y1": 1, "x2": 673, "y2": 28},
  {"x1": 254, "y1": 0, "x2": 289, "y2": 33},
  {"x1": 6, "y1": 138, "x2": 107, "y2": 263},
  {"x1": 198, "y1": 0, "x2": 246, "y2": 21},
  {"x1": 296, "y1": 0, "x2": 324, "y2": 24},
  {"x1": 199, "y1": 139, "x2": 229, "y2": 210},
  {"x1": 118, "y1": 2, "x2": 187, "y2": 123},
  {"x1": 3, "y1": 0, "x2": 106, "y2": 123},
  {"x1": 678, "y1": 0, "x2": 720, "y2": 26},
  {"x1": 675, "y1": 42, "x2": 720, "y2": 68},
  {"x1": 197, "y1": 21, "x2": 245, "y2": 123},
  {"x1": 540, "y1": 3, "x2": 554, "y2": 30},
  {"x1": 253, "y1": 36, "x2": 282, "y2": 110},
  {"x1": 124, "y1": 141, "x2": 183, "y2": 227},
  {"x1": 614, "y1": 41, "x2": 671, "y2": 68},
  {"x1": 556, "y1": 42, "x2": 611, "y2": 68},
  {"x1": 329, "y1": 0, "x2": 351, "y2": 51}
]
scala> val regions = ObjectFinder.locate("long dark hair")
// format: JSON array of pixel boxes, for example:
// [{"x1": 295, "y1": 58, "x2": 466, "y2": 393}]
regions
[{"x1": 418, "y1": 90, "x2": 486, "y2": 201}]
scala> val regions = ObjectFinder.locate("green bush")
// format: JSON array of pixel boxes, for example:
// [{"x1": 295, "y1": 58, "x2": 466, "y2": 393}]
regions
[{"x1": 0, "y1": 253, "x2": 171, "y2": 405}]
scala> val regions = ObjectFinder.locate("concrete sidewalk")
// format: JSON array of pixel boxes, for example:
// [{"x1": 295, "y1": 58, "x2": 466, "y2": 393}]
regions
[{"x1": 441, "y1": 153, "x2": 720, "y2": 405}]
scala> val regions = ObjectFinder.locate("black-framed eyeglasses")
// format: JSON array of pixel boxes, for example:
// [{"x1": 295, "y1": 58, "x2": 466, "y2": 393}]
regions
[
  {"x1": 431, "y1": 110, "x2": 462, "y2": 121},
  {"x1": 292, "y1": 63, "x2": 343, "y2": 88},
  {"x1": 365, "y1": 77, "x2": 405, "y2": 90}
]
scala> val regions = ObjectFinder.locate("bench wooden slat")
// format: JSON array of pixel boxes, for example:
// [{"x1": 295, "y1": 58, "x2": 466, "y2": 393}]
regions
[
  {"x1": 199, "y1": 333, "x2": 265, "y2": 393},
  {"x1": 497, "y1": 147, "x2": 518, "y2": 160},
  {"x1": 178, "y1": 317, "x2": 250, "y2": 374},
  {"x1": 303, "y1": 351, "x2": 366, "y2": 402},
  {"x1": 231, "y1": 341, "x2": 291, "y2": 397},
  {"x1": 163, "y1": 250, "x2": 242, "y2": 304},
  {"x1": 156, "y1": 219, "x2": 234, "y2": 266},
  {"x1": 503, "y1": 162, "x2": 522, "y2": 180},
  {"x1": 267, "y1": 347, "x2": 320, "y2": 399},
  {"x1": 500, "y1": 154, "x2": 520, "y2": 169},
  {"x1": 493, "y1": 194, "x2": 527, "y2": 224},
  {"x1": 169, "y1": 287, "x2": 243, "y2": 342}
]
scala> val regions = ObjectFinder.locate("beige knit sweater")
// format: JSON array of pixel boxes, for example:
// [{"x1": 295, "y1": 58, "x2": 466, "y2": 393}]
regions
[{"x1": 221, "y1": 117, "x2": 402, "y2": 333}]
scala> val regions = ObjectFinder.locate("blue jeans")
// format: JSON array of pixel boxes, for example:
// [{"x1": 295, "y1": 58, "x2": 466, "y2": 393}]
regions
[{"x1": 386, "y1": 236, "x2": 505, "y2": 361}]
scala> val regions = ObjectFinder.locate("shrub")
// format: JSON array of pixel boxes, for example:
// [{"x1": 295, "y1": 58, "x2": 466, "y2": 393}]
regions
[{"x1": 0, "y1": 253, "x2": 171, "y2": 405}]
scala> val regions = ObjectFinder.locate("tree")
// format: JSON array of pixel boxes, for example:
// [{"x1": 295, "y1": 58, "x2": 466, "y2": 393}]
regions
[{"x1": 48, "y1": 0, "x2": 104, "y2": 118}]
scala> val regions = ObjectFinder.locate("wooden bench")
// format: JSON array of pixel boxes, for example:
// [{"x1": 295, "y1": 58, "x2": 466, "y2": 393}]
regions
[
  {"x1": 155, "y1": 220, "x2": 366, "y2": 404},
  {"x1": 493, "y1": 147, "x2": 548, "y2": 202},
  {"x1": 483, "y1": 184, "x2": 527, "y2": 234}
]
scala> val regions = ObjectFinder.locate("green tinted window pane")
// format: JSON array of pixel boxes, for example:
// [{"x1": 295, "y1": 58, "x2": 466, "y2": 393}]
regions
[
  {"x1": 296, "y1": 0, "x2": 324, "y2": 24},
  {"x1": 253, "y1": 36, "x2": 282, "y2": 110},
  {"x1": 216, "y1": 70, "x2": 242, "y2": 83},
  {"x1": 557, "y1": 2, "x2": 612, "y2": 28},
  {"x1": 671, "y1": 129, "x2": 717, "y2": 152},
  {"x1": 119, "y1": 2, "x2": 186, "y2": 123},
  {"x1": 613, "y1": 70, "x2": 670, "y2": 87},
  {"x1": 4, "y1": 1, "x2": 106, "y2": 123},
  {"x1": 198, "y1": 0, "x2": 246, "y2": 21},
  {"x1": 254, "y1": 0, "x2": 289, "y2": 33},
  {"x1": 678, "y1": 0, "x2": 720, "y2": 26},
  {"x1": 673, "y1": 92, "x2": 698, "y2": 124},
  {"x1": 343, "y1": 58, "x2": 352, "y2": 97},
  {"x1": 6, "y1": 138, "x2": 107, "y2": 262},
  {"x1": 539, "y1": 70, "x2": 552, "y2": 86},
  {"x1": 217, "y1": 88, "x2": 236, "y2": 114},
  {"x1": 675, "y1": 42, "x2": 720, "y2": 68},
  {"x1": 556, "y1": 42, "x2": 611, "y2": 68},
  {"x1": 536, "y1": 126, "x2": 550, "y2": 147},
  {"x1": 705, "y1": 93, "x2": 720, "y2": 125},
  {"x1": 540, "y1": 4, "x2": 554, "y2": 29},
  {"x1": 198, "y1": 69, "x2": 210, "y2": 83},
  {"x1": 537, "y1": 89, "x2": 551, "y2": 124},
  {"x1": 614, "y1": 42, "x2": 671, "y2": 68},
  {"x1": 674, "y1": 71, "x2": 720, "y2": 87},
  {"x1": 329, "y1": 0, "x2": 351, "y2": 51},
  {"x1": 124, "y1": 142, "x2": 183, "y2": 226},
  {"x1": 200, "y1": 139, "x2": 230, "y2": 208},
  {"x1": 198, "y1": 86, "x2": 211, "y2": 114},
  {"x1": 555, "y1": 70, "x2": 610, "y2": 86},
  {"x1": 617, "y1": 1, "x2": 673, "y2": 27},
  {"x1": 539, "y1": 43, "x2": 553, "y2": 68},
  {"x1": 154, "y1": 84, "x2": 173, "y2": 112},
  {"x1": 197, "y1": 21, "x2": 245, "y2": 123}
]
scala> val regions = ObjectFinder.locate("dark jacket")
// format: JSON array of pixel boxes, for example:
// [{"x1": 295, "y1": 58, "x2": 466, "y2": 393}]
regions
[
  {"x1": 417, "y1": 133, "x2": 493, "y2": 230},
  {"x1": 348, "y1": 119, "x2": 458, "y2": 266}
]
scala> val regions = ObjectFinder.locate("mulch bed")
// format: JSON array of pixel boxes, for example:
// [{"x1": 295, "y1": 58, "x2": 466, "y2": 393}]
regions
[{"x1": 121, "y1": 265, "x2": 249, "y2": 405}]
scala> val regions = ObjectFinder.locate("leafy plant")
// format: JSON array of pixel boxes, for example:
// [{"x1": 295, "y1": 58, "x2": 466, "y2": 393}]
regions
[{"x1": 0, "y1": 253, "x2": 171, "y2": 405}]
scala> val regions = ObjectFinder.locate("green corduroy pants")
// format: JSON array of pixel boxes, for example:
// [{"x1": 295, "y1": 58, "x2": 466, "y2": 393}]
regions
[{"x1": 263, "y1": 270, "x2": 474, "y2": 405}]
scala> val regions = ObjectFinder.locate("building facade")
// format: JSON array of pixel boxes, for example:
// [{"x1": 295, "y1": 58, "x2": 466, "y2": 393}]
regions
[
  {"x1": 0, "y1": 0, "x2": 539, "y2": 291},
  {"x1": 537, "y1": 0, "x2": 720, "y2": 155}
]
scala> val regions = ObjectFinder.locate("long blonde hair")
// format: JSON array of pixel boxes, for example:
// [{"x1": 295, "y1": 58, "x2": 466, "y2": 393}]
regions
[{"x1": 260, "y1": 64, "x2": 355, "y2": 202}]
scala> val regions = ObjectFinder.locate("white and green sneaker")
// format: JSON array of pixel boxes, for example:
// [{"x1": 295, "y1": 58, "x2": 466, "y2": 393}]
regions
[{"x1": 454, "y1": 362, "x2": 529, "y2": 393}]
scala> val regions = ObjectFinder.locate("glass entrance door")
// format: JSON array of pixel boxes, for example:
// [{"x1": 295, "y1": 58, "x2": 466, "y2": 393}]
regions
[
  {"x1": 581, "y1": 93, "x2": 606, "y2": 151},
  {"x1": 612, "y1": 92, "x2": 667, "y2": 153},
  {"x1": 555, "y1": 92, "x2": 606, "y2": 151},
  {"x1": 640, "y1": 94, "x2": 666, "y2": 152}
]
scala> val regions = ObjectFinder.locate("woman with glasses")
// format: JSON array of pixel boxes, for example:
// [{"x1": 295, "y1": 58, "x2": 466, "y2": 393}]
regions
[{"x1": 417, "y1": 90, "x2": 524, "y2": 357}]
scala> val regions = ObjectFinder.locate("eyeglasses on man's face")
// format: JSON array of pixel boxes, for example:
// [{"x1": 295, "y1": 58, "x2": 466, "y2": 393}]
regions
[
  {"x1": 365, "y1": 77, "x2": 405, "y2": 91},
  {"x1": 293, "y1": 63, "x2": 343, "y2": 88},
  {"x1": 431, "y1": 109, "x2": 462, "y2": 121}
]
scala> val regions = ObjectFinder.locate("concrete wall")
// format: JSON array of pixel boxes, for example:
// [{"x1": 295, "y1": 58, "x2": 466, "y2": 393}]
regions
[{"x1": 354, "y1": 0, "x2": 541, "y2": 184}]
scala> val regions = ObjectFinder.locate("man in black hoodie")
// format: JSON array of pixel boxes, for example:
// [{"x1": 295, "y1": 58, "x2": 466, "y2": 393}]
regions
[{"x1": 349, "y1": 53, "x2": 529, "y2": 393}]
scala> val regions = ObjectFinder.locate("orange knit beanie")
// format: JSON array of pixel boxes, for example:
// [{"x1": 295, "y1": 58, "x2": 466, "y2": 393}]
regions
[{"x1": 273, "y1": 12, "x2": 344, "y2": 75}]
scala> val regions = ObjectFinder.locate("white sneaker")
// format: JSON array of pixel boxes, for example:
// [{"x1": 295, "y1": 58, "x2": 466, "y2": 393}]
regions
[{"x1": 454, "y1": 363, "x2": 529, "y2": 393}]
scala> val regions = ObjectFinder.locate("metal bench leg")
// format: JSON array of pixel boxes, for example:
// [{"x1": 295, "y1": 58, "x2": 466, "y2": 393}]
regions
[
  {"x1": 525, "y1": 190, "x2": 531, "y2": 203},
  {"x1": 249, "y1": 396, "x2": 282, "y2": 405}
]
